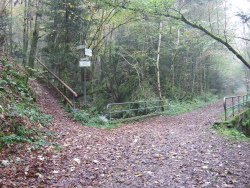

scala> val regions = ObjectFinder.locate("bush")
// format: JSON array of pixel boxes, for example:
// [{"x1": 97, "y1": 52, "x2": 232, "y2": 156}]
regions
[{"x1": 67, "y1": 108, "x2": 114, "y2": 129}]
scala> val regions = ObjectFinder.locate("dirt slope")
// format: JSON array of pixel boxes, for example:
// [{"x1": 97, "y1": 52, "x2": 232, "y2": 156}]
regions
[{"x1": 1, "y1": 81, "x2": 250, "y2": 188}]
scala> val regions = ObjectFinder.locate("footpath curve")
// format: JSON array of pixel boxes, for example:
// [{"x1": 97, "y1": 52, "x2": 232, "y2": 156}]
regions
[{"x1": 1, "y1": 81, "x2": 250, "y2": 187}]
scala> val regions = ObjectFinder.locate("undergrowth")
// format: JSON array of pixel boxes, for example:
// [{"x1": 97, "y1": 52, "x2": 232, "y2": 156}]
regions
[
  {"x1": 213, "y1": 108, "x2": 250, "y2": 141},
  {"x1": 166, "y1": 96, "x2": 220, "y2": 115},
  {"x1": 213, "y1": 122, "x2": 249, "y2": 141},
  {"x1": 64, "y1": 107, "x2": 117, "y2": 129},
  {"x1": 66, "y1": 94, "x2": 221, "y2": 128},
  {"x1": 114, "y1": 96, "x2": 220, "y2": 122},
  {"x1": 0, "y1": 57, "x2": 53, "y2": 149}
]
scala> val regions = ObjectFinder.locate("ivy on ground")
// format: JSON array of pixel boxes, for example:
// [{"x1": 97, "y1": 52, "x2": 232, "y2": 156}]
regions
[{"x1": 0, "y1": 56, "x2": 53, "y2": 149}]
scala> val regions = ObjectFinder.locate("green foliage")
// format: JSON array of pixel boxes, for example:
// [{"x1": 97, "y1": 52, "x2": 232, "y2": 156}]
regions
[
  {"x1": 71, "y1": 109, "x2": 90, "y2": 123},
  {"x1": 67, "y1": 108, "x2": 115, "y2": 129},
  {"x1": 213, "y1": 123, "x2": 248, "y2": 140},
  {"x1": 106, "y1": 94, "x2": 219, "y2": 123},
  {"x1": 0, "y1": 135, "x2": 31, "y2": 146},
  {"x1": 213, "y1": 109, "x2": 250, "y2": 140},
  {"x1": 42, "y1": 0, "x2": 97, "y2": 91},
  {"x1": 165, "y1": 94, "x2": 220, "y2": 115},
  {"x1": 236, "y1": 13, "x2": 250, "y2": 23},
  {"x1": 0, "y1": 57, "x2": 53, "y2": 149},
  {"x1": 127, "y1": 0, "x2": 174, "y2": 10},
  {"x1": 242, "y1": 118, "x2": 250, "y2": 127},
  {"x1": 94, "y1": 92, "x2": 110, "y2": 112},
  {"x1": 2, "y1": 0, "x2": 247, "y2": 117}
]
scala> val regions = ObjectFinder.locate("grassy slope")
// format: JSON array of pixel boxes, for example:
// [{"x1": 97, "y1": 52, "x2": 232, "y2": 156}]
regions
[{"x1": 0, "y1": 54, "x2": 52, "y2": 149}]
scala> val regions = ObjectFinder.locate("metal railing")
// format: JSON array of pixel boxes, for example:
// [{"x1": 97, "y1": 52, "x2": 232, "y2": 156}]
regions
[
  {"x1": 224, "y1": 94, "x2": 249, "y2": 120},
  {"x1": 107, "y1": 100, "x2": 170, "y2": 120}
]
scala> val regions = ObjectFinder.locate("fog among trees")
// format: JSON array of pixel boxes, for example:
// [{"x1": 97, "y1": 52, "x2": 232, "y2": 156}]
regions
[{"x1": 1, "y1": 0, "x2": 250, "y2": 111}]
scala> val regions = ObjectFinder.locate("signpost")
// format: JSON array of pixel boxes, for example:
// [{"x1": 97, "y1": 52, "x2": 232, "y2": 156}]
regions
[
  {"x1": 85, "y1": 48, "x2": 92, "y2": 56},
  {"x1": 79, "y1": 49, "x2": 92, "y2": 107},
  {"x1": 79, "y1": 57, "x2": 91, "y2": 67},
  {"x1": 76, "y1": 45, "x2": 86, "y2": 50}
]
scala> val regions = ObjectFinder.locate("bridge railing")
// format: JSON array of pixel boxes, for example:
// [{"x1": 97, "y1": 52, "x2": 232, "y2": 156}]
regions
[
  {"x1": 107, "y1": 100, "x2": 170, "y2": 121},
  {"x1": 224, "y1": 94, "x2": 249, "y2": 120}
]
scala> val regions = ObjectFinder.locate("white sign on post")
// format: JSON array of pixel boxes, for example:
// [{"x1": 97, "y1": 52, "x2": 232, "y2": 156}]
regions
[
  {"x1": 85, "y1": 48, "x2": 92, "y2": 57},
  {"x1": 76, "y1": 45, "x2": 86, "y2": 50},
  {"x1": 79, "y1": 58, "x2": 91, "y2": 67}
]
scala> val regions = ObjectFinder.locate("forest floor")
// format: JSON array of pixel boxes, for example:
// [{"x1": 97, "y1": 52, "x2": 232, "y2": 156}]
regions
[{"x1": 1, "y1": 80, "x2": 250, "y2": 188}]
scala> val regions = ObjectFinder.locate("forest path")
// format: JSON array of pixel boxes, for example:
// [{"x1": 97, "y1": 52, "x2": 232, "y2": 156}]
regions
[{"x1": 1, "y1": 81, "x2": 250, "y2": 187}]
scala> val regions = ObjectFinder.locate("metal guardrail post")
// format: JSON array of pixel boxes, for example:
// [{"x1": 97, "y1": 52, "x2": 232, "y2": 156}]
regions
[
  {"x1": 238, "y1": 96, "x2": 240, "y2": 113},
  {"x1": 110, "y1": 104, "x2": 112, "y2": 120},
  {"x1": 232, "y1": 97, "x2": 234, "y2": 117},
  {"x1": 245, "y1": 95, "x2": 247, "y2": 108},
  {"x1": 224, "y1": 97, "x2": 227, "y2": 121},
  {"x1": 106, "y1": 100, "x2": 169, "y2": 121},
  {"x1": 129, "y1": 103, "x2": 131, "y2": 118},
  {"x1": 243, "y1": 96, "x2": 245, "y2": 110},
  {"x1": 224, "y1": 94, "x2": 250, "y2": 121},
  {"x1": 106, "y1": 104, "x2": 111, "y2": 121}
]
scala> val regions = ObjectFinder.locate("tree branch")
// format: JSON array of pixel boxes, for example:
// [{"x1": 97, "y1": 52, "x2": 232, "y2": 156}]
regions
[
  {"x1": 102, "y1": 0, "x2": 250, "y2": 69},
  {"x1": 176, "y1": 14, "x2": 250, "y2": 69},
  {"x1": 235, "y1": 37, "x2": 250, "y2": 42}
]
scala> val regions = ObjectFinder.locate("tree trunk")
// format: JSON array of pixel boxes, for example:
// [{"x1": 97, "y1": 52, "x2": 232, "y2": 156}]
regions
[
  {"x1": 8, "y1": 0, "x2": 13, "y2": 54},
  {"x1": 23, "y1": 0, "x2": 29, "y2": 66},
  {"x1": 199, "y1": 58, "x2": 204, "y2": 95},
  {"x1": 171, "y1": 29, "x2": 180, "y2": 95},
  {"x1": 156, "y1": 20, "x2": 163, "y2": 100},
  {"x1": 0, "y1": 0, "x2": 7, "y2": 50},
  {"x1": 28, "y1": 0, "x2": 42, "y2": 75},
  {"x1": 0, "y1": 0, "x2": 7, "y2": 19},
  {"x1": 191, "y1": 61, "x2": 197, "y2": 94},
  {"x1": 204, "y1": 63, "x2": 207, "y2": 91},
  {"x1": 63, "y1": 1, "x2": 70, "y2": 98}
]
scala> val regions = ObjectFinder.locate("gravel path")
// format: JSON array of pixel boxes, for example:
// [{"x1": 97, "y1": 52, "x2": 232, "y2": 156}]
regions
[{"x1": 1, "y1": 81, "x2": 249, "y2": 188}]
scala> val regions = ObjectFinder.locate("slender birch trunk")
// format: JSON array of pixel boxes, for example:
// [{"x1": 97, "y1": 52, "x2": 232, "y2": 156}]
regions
[
  {"x1": 156, "y1": 20, "x2": 163, "y2": 100},
  {"x1": 171, "y1": 29, "x2": 180, "y2": 95}
]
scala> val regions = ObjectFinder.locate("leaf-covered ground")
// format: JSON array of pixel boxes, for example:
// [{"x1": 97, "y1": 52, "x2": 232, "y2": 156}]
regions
[{"x1": 1, "y1": 81, "x2": 250, "y2": 188}]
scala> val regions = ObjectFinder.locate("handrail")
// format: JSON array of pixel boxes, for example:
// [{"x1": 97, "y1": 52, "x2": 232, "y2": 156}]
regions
[
  {"x1": 41, "y1": 73, "x2": 74, "y2": 107},
  {"x1": 224, "y1": 94, "x2": 249, "y2": 120},
  {"x1": 36, "y1": 57, "x2": 78, "y2": 107},
  {"x1": 107, "y1": 100, "x2": 170, "y2": 120},
  {"x1": 36, "y1": 57, "x2": 78, "y2": 97}
]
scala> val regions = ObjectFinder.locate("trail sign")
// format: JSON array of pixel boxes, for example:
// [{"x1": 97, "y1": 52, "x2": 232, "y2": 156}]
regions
[
  {"x1": 76, "y1": 45, "x2": 86, "y2": 50},
  {"x1": 79, "y1": 58, "x2": 91, "y2": 67},
  {"x1": 85, "y1": 48, "x2": 92, "y2": 56}
]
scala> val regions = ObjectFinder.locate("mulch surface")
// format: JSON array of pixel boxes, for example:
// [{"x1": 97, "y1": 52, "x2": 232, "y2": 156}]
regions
[{"x1": 0, "y1": 81, "x2": 249, "y2": 188}]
